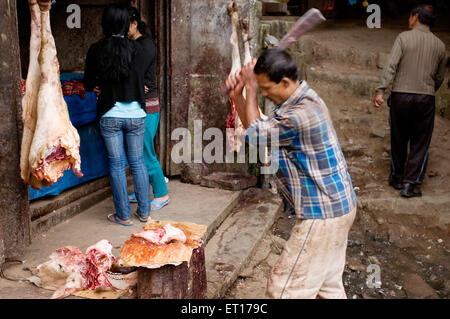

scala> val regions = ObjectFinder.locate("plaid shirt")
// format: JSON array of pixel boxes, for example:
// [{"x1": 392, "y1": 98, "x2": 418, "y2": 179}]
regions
[{"x1": 246, "y1": 81, "x2": 357, "y2": 219}]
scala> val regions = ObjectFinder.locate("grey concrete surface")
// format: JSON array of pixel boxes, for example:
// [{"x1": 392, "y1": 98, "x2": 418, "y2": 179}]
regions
[
  {"x1": 206, "y1": 189, "x2": 283, "y2": 299},
  {"x1": 0, "y1": 179, "x2": 243, "y2": 299}
]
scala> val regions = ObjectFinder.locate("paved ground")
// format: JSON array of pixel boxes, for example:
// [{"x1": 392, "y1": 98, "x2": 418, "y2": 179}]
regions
[{"x1": 0, "y1": 179, "x2": 241, "y2": 299}]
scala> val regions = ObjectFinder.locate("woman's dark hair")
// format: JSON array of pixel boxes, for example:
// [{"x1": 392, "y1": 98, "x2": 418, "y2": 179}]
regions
[
  {"x1": 128, "y1": 6, "x2": 151, "y2": 38},
  {"x1": 411, "y1": 5, "x2": 436, "y2": 27},
  {"x1": 98, "y1": 4, "x2": 136, "y2": 82},
  {"x1": 254, "y1": 48, "x2": 298, "y2": 83}
]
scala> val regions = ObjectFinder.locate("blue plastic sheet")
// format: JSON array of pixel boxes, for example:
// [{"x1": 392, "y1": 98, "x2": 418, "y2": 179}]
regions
[
  {"x1": 29, "y1": 73, "x2": 109, "y2": 200},
  {"x1": 61, "y1": 72, "x2": 98, "y2": 127},
  {"x1": 29, "y1": 122, "x2": 110, "y2": 200},
  {"x1": 66, "y1": 93, "x2": 97, "y2": 127}
]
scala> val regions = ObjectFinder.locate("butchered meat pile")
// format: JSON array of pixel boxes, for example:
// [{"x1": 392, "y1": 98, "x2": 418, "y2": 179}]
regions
[{"x1": 37, "y1": 239, "x2": 116, "y2": 299}]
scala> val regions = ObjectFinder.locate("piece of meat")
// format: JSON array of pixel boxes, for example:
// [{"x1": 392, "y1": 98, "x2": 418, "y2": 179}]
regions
[
  {"x1": 37, "y1": 246, "x2": 88, "y2": 299},
  {"x1": 160, "y1": 224, "x2": 187, "y2": 244},
  {"x1": 84, "y1": 240, "x2": 116, "y2": 290},
  {"x1": 132, "y1": 224, "x2": 186, "y2": 245},
  {"x1": 62, "y1": 80, "x2": 86, "y2": 99},
  {"x1": 23, "y1": 1, "x2": 83, "y2": 189},
  {"x1": 132, "y1": 228, "x2": 166, "y2": 244},
  {"x1": 37, "y1": 240, "x2": 117, "y2": 298}
]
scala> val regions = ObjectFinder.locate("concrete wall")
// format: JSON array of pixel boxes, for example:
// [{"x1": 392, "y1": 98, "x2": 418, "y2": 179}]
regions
[
  {"x1": 168, "y1": 0, "x2": 264, "y2": 176},
  {"x1": 0, "y1": 0, "x2": 30, "y2": 264},
  {"x1": 17, "y1": 2, "x2": 131, "y2": 76}
]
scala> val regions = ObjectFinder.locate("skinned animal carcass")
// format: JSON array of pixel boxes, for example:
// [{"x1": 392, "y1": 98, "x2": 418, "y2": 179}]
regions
[
  {"x1": 36, "y1": 240, "x2": 117, "y2": 299},
  {"x1": 84, "y1": 240, "x2": 116, "y2": 291},
  {"x1": 20, "y1": 0, "x2": 82, "y2": 189},
  {"x1": 37, "y1": 246, "x2": 88, "y2": 299},
  {"x1": 225, "y1": 2, "x2": 267, "y2": 153}
]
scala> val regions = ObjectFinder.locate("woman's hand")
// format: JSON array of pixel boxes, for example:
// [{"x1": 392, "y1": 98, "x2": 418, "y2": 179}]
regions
[
  {"x1": 144, "y1": 85, "x2": 149, "y2": 94},
  {"x1": 93, "y1": 86, "x2": 101, "y2": 99}
]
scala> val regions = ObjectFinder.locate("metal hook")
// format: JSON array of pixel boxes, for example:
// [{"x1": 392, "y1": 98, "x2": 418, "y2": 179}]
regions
[{"x1": 0, "y1": 259, "x2": 26, "y2": 282}]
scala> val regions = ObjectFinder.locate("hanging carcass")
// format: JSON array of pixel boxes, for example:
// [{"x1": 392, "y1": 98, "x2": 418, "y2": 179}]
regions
[
  {"x1": 225, "y1": 2, "x2": 267, "y2": 153},
  {"x1": 20, "y1": 0, "x2": 83, "y2": 189}
]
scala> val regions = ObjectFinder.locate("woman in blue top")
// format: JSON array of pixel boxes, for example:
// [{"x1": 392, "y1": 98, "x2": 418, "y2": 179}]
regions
[
  {"x1": 127, "y1": 7, "x2": 170, "y2": 211},
  {"x1": 84, "y1": 4, "x2": 151, "y2": 225}
]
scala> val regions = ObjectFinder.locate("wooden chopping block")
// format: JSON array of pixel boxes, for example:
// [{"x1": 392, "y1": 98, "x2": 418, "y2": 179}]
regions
[
  {"x1": 119, "y1": 220, "x2": 208, "y2": 299},
  {"x1": 137, "y1": 245, "x2": 207, "y2": 299}
]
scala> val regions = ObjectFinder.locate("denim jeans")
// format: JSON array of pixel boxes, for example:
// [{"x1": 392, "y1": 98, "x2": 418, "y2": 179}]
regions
[{"x1": 100, "y1": 117, "x2": 150, "y2": 220}]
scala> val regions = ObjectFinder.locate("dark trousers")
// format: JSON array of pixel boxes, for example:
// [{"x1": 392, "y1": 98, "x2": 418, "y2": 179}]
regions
[{"x1": 389, "y1": 92, "x2": 435, "y2": 185}]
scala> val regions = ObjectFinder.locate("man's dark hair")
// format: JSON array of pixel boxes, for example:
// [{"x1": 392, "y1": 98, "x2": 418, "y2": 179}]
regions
[
  {"x1": 411, "y1": 5, "x2": 436, "y2": 27},
  {"x1": 254, "y1": 48, "x2": 298, "y2": 83}
]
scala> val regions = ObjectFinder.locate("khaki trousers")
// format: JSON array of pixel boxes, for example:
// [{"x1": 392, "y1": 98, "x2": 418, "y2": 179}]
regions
[{"x1": 266, "y1": 208, "x2": 356, "y2": 299}]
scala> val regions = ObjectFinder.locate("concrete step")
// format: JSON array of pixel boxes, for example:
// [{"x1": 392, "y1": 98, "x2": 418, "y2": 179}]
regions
[
  {"x1": 30, "y1": 175, "x2": 111, "y2": 220},
  {"x1": 306, "y1": 65, "x2": 381, "y2": 97},
  {"x1": 358, "y1": 192, "x2": 450, "y2": 231},
  {"x1": 205, "y1": 188, "x2": 283, "y2": 299},
  {"x1": 31, "y1": 184, "x2": 112, "y2": 239},
  {"x1": 30, "y1": 175, "x2": 134, "y2": 240}
]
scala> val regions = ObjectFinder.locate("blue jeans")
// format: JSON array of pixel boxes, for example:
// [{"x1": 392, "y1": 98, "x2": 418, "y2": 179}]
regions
[{"x1": 100, "y1": 117, "x2": 150, "y2": 220}]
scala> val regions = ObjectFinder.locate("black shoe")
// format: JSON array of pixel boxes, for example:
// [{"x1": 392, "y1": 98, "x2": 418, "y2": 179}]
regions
[
  {"x1": 389, "y1": 175, "x2": 403, "y2": 190},
  {"x1": 400, "y1": 183, "x2": 422, "y2": 198}
]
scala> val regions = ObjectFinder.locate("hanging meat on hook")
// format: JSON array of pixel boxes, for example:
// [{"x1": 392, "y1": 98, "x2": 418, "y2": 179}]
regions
[
  {"x1": 20, "y1": 0, "x2": 43, "y2": 187},
  {"x1": 225, "y1": 2, "x2": 267, "y2": 153},
  {"x1": 20, "y1": 0, "x2": 83, "y2": 189}
]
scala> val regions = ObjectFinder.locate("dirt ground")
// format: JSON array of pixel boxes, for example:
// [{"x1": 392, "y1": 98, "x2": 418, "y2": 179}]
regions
[{"x1": 225, "y1": 74, "x2": 450, "y2": 299}]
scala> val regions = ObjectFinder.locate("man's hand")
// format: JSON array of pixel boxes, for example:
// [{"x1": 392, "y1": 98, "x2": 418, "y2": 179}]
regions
[
  {"x1": 144, "y1": 85, "x2": 149, "y2": 94},
  {"x1": 373, "y1": 94, "x2": 384, "y2": 108},
  {"x1": 225, "y1": 69, "x2": 245, "y2": 101},
  {"x1": 225, "y1": 58, "x2": 259, "y2": 100},
  {"x1": 38, "y1": 0, "x2": 52, "y2": 11},
  {"x1": 239, "y1": 58, "x2": 259, "y2": 94}
]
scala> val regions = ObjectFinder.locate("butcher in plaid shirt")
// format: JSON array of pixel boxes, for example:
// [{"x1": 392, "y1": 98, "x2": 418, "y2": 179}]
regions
[{"x1": 226, "y1": 48, "x2": 357, "y2": 299}]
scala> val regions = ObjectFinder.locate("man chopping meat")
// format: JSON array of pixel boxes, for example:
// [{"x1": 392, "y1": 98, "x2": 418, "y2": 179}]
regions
[{"x1": 225, "y1": 48, "x2": 357, "y2": 298}]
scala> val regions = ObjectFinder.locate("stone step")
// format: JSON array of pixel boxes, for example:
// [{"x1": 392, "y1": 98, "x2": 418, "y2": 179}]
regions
[
  {"x1": 200, "y1": 171, "x2": 258, "y2": 191},
  {"x1": 30, "y1": 176, "x2": 111, "y2": 220},
  {"x1": 306, "y1": 65, "x2": 381, "y2": 97},
  {"x1": 205, "y1": 188, "x2": 283, "y2": 299},
  {"x1": 30, "y1": 175, "x2": 133, "y2": 240},
  {"x1": 356, "y1": 191, "x2": 450, "y2": 251},
  {"x1": 358, "y1": 192, "x2": 450, "y2": 230},
  {"x1": 301, "y1": 36, "x2": 389, "y2": 71}
]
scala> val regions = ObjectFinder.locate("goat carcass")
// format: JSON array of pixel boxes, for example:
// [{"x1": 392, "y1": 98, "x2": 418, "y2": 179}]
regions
[
  {"x1": 225, "y1": 2, "x2": 267, "y2": 153},
  {"x1": 37, "y1": 246, "x2": 88, "y2": 299},
  {"x1": 36, "y1": 240, "x2": 117, "y2": 299},
  {"x1": 84, "y1": 240, "x2": 116, "y2": 290},
  {"x1": 21, "y1": 0, "x2": 83, "y2": 189}
]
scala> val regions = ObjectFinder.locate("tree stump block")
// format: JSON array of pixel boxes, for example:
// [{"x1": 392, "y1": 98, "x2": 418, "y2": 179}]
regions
[{"x1": 137, "y1": 245, "x2": 207, "y2": 299}]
